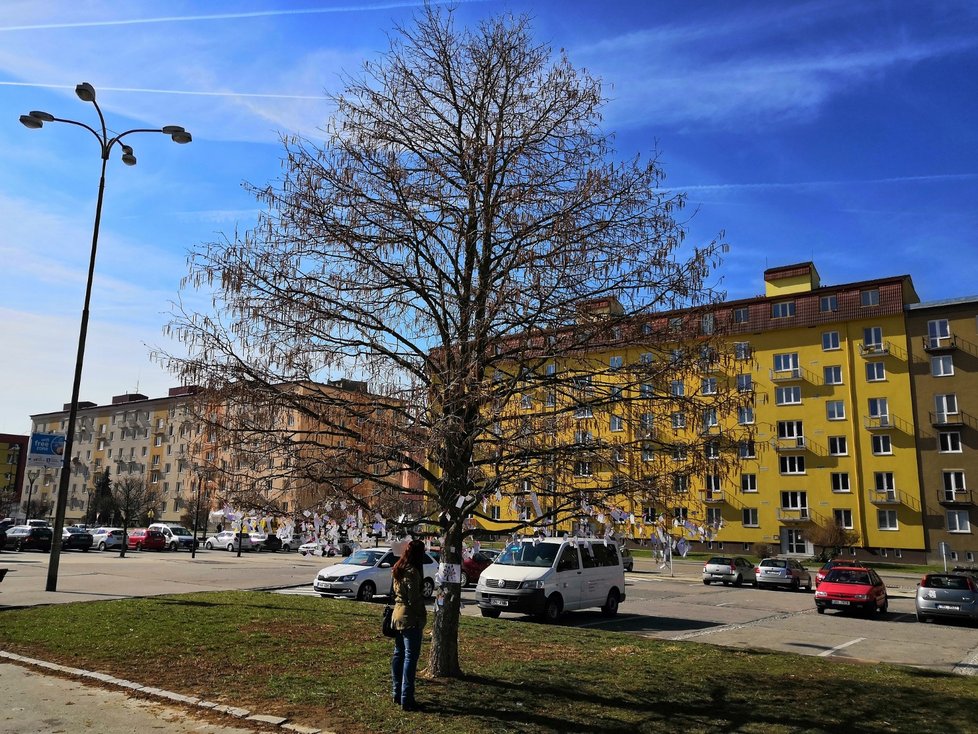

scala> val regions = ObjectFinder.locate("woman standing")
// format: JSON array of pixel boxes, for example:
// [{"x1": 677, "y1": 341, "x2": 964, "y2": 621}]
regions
[{"x1": 390, "y1": 539, "x2": 427, "y2": 711}]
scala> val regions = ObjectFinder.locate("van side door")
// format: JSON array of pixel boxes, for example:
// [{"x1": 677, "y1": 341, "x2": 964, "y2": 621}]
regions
[{"x1": 554, "y1": 544, "x2": 583, "y2": 610}]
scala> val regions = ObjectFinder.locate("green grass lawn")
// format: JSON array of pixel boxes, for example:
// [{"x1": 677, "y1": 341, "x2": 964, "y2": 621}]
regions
[{"x1": 0, "y1": 592, "x2": 974, "y2": 733}]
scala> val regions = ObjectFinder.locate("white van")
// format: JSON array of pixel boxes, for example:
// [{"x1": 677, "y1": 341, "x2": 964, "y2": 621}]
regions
[
  {"x1": 475, "y1": 537, "x2": 626, "y2": 622},
  {"x1": 147, "y1": 523, "x2": 198, "y2": 551}
]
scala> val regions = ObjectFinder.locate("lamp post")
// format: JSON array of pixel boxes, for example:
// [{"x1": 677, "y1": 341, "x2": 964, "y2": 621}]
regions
[
  {"x1": 20, "y1": 82, "x2": 191, "y2": 592},
  {"x1": 24, "y1": 469, "x2": 40, "y2": 522}
]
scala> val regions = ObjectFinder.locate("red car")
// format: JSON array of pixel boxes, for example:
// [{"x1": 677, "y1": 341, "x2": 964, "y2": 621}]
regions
[
  {"x1": 127, "y1": 528, "x2": 167, "y2": 551},
  {"x1": 815, "y1": 558, "x2": 866, "y2": 588},
  {"x1": 461, "y1": 550, "x2": 498, "y2": 587},
  {"x1": 814, "y1": 566, "x2": 888, "y2": 616}
]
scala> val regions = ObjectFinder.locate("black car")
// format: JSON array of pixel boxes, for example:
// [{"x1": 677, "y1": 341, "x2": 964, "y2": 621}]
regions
[
  {"x1": 3, "y1": 525, "x2": 53, "y2": 552},
  {"x1": 260, "y1": 534, "x2": 283, "y2": 552},
  {"x1": 62, "y1": 526, "x2": 94, "y2": 552}
]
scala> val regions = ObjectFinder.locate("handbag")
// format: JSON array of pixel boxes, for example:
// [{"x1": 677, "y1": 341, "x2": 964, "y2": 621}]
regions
[{"x1": 382, "y1": 604, "x2": 396, "y2": 638}]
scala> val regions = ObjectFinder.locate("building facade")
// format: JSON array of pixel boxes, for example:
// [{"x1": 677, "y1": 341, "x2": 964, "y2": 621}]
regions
[{"x1": 1, "y1": 433, "x2": 28, "y2": 517}]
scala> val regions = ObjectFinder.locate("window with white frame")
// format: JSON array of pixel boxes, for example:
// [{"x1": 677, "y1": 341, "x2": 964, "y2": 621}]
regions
[
  {"x1": 734, "y1": 342, "x2": 751, "y2": 360},
  {"x1": 701, "y1": 314, "x2": 715, "y2": 335},
  {"x1": 674, "y1": 475, "x2": 689, "y2": 493},
  {"x1": 820, "y1": 294, "x2": 838, "y2": 312},
  {"x1": 771, "y1": 301, "x2": 796, "y2": 318},
  {"x1": 609, "y1": 355, "x2": 623, "y2": 370},
  {"x1": 640, "y1": 383, "x2": 654, "y2": 398},
  {"x1": 742, "y1": 507, "x2": 759, "y2": 527},
  {"x1": 773, "y1": 352, "x2": 799, "y2": 374},
  {"x1": 738, "y1": 405, "x2": 755, "y2": 425},
  {"x1": 574, "y1": 404, "x2": 593, "y2": 419},
  {"x1": 706, "y1": 507, "x2": 722, "y2": 525},
  {"x1": 927, "y1": 319, "x2": 951, "y2": 348},
  {"x1": 705, "y1": 474, "x2": 722, "y2": 492},
  {"x1": 939, "y1": 431, "x2": 962, "y2": 453},
  {"x1": 639, "y1": 413, "x2": 654, "y2": 434},
  {"x1": 861, "y1": 289, "x2": 880, "y2": 306},
  {"x1": 877, "y1": 509, "x2": 898, "y2": 530},
  {"x1": 875, "y1": 472, "x2": 896, "y2": 494},
  {"x1": 829, "y1": 436, "x2": 848, "y2": 456},
  {"x1": 931, "y1": 355, "x2": 954, "y2": 377},
  {"x1": 943, "y1": 470, "x2": 966, "y2": 495},
  {"x1": 574, "y1": 460, "x2": 592, "y2": 477},
  {"x1": 613, "y1": 446, "x2": 625, "y2": 463},
  {"x1": 781, "y1": 490, "x2": 808, "y2": 513},
  {"x1": 824, "y1": 366, "x2": 843, "y2": 385},
  {"x1": 863, "y1": 326, "x2": 883, "y2": 348},
  {"x1": 704, "y1": 440, "x2": 720, "y2": 460},
  {"x1": 610, "y1": 415, "x2": 624, "y2": 432},
  {"x1": 544, "y1": 390, "x2": 556, "y2": 407},
  {"x1": 701, "y1": 377, "x2": 717, "y2": 395},
  {"x1": 741, "y1": 474, "x2": 757, "y2": 493},
  {"x1": 733, "y1": 307, "x2": 749, "y2": 323},
  {"x1": 935, "y1": 393, "x2": 959, "y2": 420},
  {"x1": 702, "y1": 407, "x2": 718, "y2": 427},
  {"x1": 609, "y1": 386, "x2": 623, "y2": 401},
  {"x1": 673, "y1": 444, "x2": 688, "y2": 461},
  {"x1": 831, "y1": 472, "x2": 850, "y2": 492},
  {"x1": 776, "y1": 386, "x2": 802, "y2": 405},
  {"x1": 574, "y1": 429, "x2": 593, "y2": 445},
  {"x1": 780, "y1": 455, "x2": 806, "y2": 474},
  {"x1": 947, "y1": 510, "x2": 971, "y2": 533},
  {"x1": 670, "y1": 380, "x2": 684, "y2": 396},
  {"x1": 868, "y1": 397, "x2": 889, "y2": 422},
  {"x1": 827, "y1": 400, "x2": 845, "y2": 420},
  {"x1": 671, "y1": 412, "x2": 686, "y2": 429},
  {"x1": 520, "y1": 394, "x2": 533, "y2": 410},
  {"x1": 822, "y1": 331, "x2": 841, "y2": 350},
  {"x1": 738, "y1": 440, "x2": 756, "y2": 458},
  {"x1": 866, "y1": 362, "x2": 885, "y2": 382},
  {"x1": 639, "y1": 352, "x2": 653, "y2": 364},
  {"x1": 777, "y1": 420, "x2": 803, "y2": 440},
  {"x1": 872, "y1": 434, "x2": 892, "y2": 455},
  {"x1": 642, "y1": 444, "x2": 655, "y2": 462},
  {"x1": 736, "y1": 373, "x2": 753, "y2": 393},
  {"x1": 834, "y1": 509, "x2": 854, "y2": 529}
]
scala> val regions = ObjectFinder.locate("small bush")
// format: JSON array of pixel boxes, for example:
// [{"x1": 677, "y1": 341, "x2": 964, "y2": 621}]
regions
[{"x1": 752, "y1": 542, "x2": 774, "y2": 559}]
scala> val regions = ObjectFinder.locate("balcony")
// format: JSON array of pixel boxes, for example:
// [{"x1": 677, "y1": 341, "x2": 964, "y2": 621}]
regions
[
  {"x1": 864, "y1": 415, "x2": 894, "y2": 431},
  {"x1": 923, "y1": 334, "x2": 958, "y2": 353},
  {"x1": 772, "y1": 436, "x2": 806, "y2": 452},
  {"x1": 776, "y1": 507, "x2": 811, "y2": 523},
  {"x1": 699, "y1": 490, "x2": 724, "y2": 504},
  {"x1": 859, "y1": 341, "x2": 890, "y2": 357},
  {"x1": 938, "y1": 489, "x2": 974, "y2": 506},
  {"x1": 769, "y1": 367, "x2": 802, "y2": 383},
  {"x1": 868, "y1": 489, "x2": 900, "y2": 505},
  {"x1": 931, "y1": 411, "x2": 966, "y2": 428}
]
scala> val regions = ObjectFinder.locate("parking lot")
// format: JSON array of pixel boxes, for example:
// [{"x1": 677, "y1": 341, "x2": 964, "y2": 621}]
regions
[{"x1": 3, "y1": 548, "x2": 977, "y2": 675}]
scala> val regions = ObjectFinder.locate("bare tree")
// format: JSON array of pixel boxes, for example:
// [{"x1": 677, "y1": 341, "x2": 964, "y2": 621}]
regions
[
  {"x1": 164, "y1": 7, "x2": 745, "y2": 677},
  {"x1": 803, "y1": 519, "x2": 860, "y2": 562},
  {"x1": 112, "y1": 477, "x2": 164, "y2": 558}
]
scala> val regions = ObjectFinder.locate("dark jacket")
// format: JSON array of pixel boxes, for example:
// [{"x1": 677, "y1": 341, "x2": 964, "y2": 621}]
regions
[{"x1": 392, "y1": 565, "x2": 427, "y2": 631}]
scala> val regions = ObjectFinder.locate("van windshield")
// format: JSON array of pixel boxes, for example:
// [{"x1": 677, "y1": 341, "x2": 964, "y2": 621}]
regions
[{"x1": 496, "y1": 542, "x2": 560, "y2": 567}]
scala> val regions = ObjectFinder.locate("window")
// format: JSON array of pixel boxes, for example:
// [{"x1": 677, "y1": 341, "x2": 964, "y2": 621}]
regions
[
  {"x1": 772, "y1": 301, "x2": 796, "y2": 318},
  {"x1": 545, "y1": 362, "x2": 557, "y2": 376},
  {"x1": 520, "y1": 394, "x2": 533, "y2": 410},
  {"x1": 733, "y1": 307, "x2": 749, "y2": 323},
  {"x1": 642, "y1": 444, "x2": 655, "y2": 462},
  {"x1": 704, "y1": 441, "x2": 720, "y2": 460},
  {"x1": 738, "y1": 405, "x2": 755, "y2": 425},
  {"x1": 820, "y1": 295, "x2": 838, "y2": 312},
  {"x1": 872, "y1": 435, "x2": 892, "y2": 455},
  {"x1": 877, "y1": 509, "x2": 898, "y2": 530},
  {"x1": 736, "y1": 374, "x2": 753, "y2": 393},
  {"x1": 773, "y1": 352, "x2": 799, "y2": 374},
  {"x1": 866, "y1": 362, "x2": 885, "y2": 382},
  {"x1": 705, "y1": 474, "x2": 722, "y2": 492},
  {"x1": 574, "y1": 430, "x2": 593, "y2": 444},
  {"x1": 822, "y1": 331, "x2": 840, "y2": 350},
  {"x1": 828, "y1": 436, "x2": 848, "y2": 456},
  {"x1": 738, "y1": 440, "x2": 756, "y2": 458},
  {"x1": 868, "y1": 398, "x2": 889, "y2": 422},
  {"x1": 860, "y1": 289, "x2": 880, "y2": 306},
  {"x1": 639, "y1": 413, "x2": 654, "y2": 433},
  {"x1": 702, "y1": 407, "x2": 718, "y2": 428},
  {"x1": 574, "y1": 404, "x2": 594, "y2": 419},
  {"x1": 152, "y1": 455, "x2": 160, "y2": 467},
  {"x1": 823, "y1": 366, "x2": 842, "y2": 385},
  {"x1": 544, "y1": 391, "x2": 556, "y2": 407},
  {"x1": 826, "y1": 400, "x2": 845, "y2": 420},
  {"x1": 701, "y1": 314, "x2": 715, "y2": 335},
  {"x1": 97, "y1": 438, "x2": 105, "y2": 451},
  {"x1": 734, "y1": 342, "x2": 751, "y2": 360},
  {"x1": 776, "y1": 386, "x2": 802, "y2": 405},
  {"x1": 609, "y1": 355, "x2": 624, "y2": 370},
  {"x1": 640, "y1": 383, "x2": 654, "y2": 398},
  {"x1": 701, "y1": 377, "x2": 717, "y2": 395},
  {"x1": 742, "y1": 508, "x2": 759, "y2": 527},
  {"x1": 741, "y1": 474, "x2": 757, "y2": 493},
  {"x1": 834, "y1": 509, "x2": 854, "y2": 529},
  {"x1": 935, "y1": 393, "x2": 959, "y2": 420},
  {"x1": 927, "y1": 319, "x2": 951, "y2": 348},
  {"x1": 610, "y1": 415, "x2": 624, "y2": 432},
  {"x1": 706, "y1": 507, "x2": 722, "y2": 525},
  {"x1": 642, "y1": 323, "x2": 653, "y2": 335},
  {"x1": 943, "y1": 471, "x2": 966, "y2": 495},
  {"x1": 671, "y1": 412, "x2": 686, "y2": 429},
  {"x1": 613, "y1": 446, "x2": 625, "y2": 463},
  {"x1": 931, "y1": 356, "x2": 954, "y2": 377},
  {"x1": 863, "y1": 326, "x2": 883, "y2": 348},
  {"x1": 672, "y1": 445, "x2": 688, "y2": 461},
  {"x1": 780, "y1": 455, "x2": 806, "y2": 474},
  {"x1": 781, "y1": 491, "x2": 808, "y2": 514},
  {"x1": 151, "y1": 470, "x2": 161, "y2": 484},
  {"x1": 670, "y1": 380, "x2": 685, "y2": 397},
  {"x1": 609, "y1": 386, "x2": 623, "y2": 401},
  {"x1": 574, "y1": 461, "x2": 592, "y2": 477},
  {"x1": 777, "y1": 420, "x2": 803, "y2": 439},
  {"x1": 674, "y1": 475, "x2": 689, "y2": 493},
  {"x1": 875, "y1": 472, "x2": 895, "y2": 493},
  {"x1": 939, "y1": 431, "x2": 962, "y2": 453},
  {"x1": 831, "y1": 473, "x2": 850, "y2": 492},
  {"x1": 947, "y1": 510, "x2": 971, "y2": 533}
]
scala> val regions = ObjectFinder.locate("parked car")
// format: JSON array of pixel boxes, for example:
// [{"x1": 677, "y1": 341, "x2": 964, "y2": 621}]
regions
[
  {"x1": 204, "y1": 530, "x2": 259, "y2": 552},
  {"x1": 312, "y1": 546, "x2": 437, "y2": 601},
  {"x1": 254, "y1": 533, "x2": 282, "y2": 552},
  {"x1": 271, "y1": 533, "x2": 304, "y2": 552},
  {"x1": 703, "y1": 556, "x2": 757, "y2": 587},
  {"x1": 755, "y1": 558, "x2": 812, "y2": 591},
  {"x1": 299, "y1": 539, "x2": 354, "y2": 557},
  {"x1": 815, "y1": 558, "x2": 867, "y2": 588},
  {"x1": 815, "y1": 566, "x2": 888, "y2": 615},
  {"x1": 61, "y1": 526, "x2": 93, "y2": 552},
  {"x1": 147, "y1": 523, "x2": 198, "y2": 551},
  {"x1": 916, "y1": 573, "x2": 978, "y2": 624},
  {"x1": 91, "y1": 527, "x2": 125, "y2": 551},
  {"x1": 461, "y1": 550, "x2": 497, "y2": 587},
  {"x1": 126, "y1": 528, "x2": 167, "y2": 551},
  {"x1": 621, "y1": 547, "x2": 635, "y2": 573},
  {"x1": 2, "y1": 525, "x2": 53, "y2": 552}
]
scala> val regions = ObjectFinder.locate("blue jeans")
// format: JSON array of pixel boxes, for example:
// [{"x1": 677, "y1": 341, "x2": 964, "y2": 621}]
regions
[{"x1": 391, "y1": 625, "x2": 423, "y2": 703}]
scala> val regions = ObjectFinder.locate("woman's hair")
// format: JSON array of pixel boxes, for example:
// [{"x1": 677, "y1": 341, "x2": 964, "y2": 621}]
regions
[{"x1": 392, "y1": 539, "x2": 427, "y2": 582}]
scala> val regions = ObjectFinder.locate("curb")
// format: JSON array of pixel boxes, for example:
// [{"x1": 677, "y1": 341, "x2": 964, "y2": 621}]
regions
[{"x1": 0, "y1": 649, "x2": 330, "y2": 734}]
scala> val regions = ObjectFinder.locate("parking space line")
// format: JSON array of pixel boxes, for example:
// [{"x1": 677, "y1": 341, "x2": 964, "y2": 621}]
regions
[
  {"x1": 576, "y1": 614, "x2": 640, "y2": 628},
  {"x1": 818, "y1": 637, "x2": 865, "y2": 657}
]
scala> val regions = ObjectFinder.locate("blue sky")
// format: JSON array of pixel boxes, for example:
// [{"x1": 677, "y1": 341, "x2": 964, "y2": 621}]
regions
[{"x1": 1, "y1": 0, "x2": 976, "y2": 434}]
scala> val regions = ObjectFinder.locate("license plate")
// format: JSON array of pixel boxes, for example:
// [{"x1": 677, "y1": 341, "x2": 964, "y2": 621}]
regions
[
  {"x1": 712, "y1": 574, "x2": 725, "y2": 578},
  {"x1": 490, "y1": 599, "x2": 508, "y2": 607},
  {"x1": 832, "y1": 600, "x2": 850, "y2": 606},
  {"x1": 936, "y1": 604, "x2": 959, "y2": 611}
]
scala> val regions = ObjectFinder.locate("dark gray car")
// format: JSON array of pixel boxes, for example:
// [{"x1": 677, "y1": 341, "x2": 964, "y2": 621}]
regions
[{"x1": 916, "y1": 573, "x2": 978, "y2": 624}]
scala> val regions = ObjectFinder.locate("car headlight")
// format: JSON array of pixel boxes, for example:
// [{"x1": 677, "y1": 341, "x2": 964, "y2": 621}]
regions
[
  {"x1": 853, "y1": 594, "x2": 867, "y2": 600},
  {"x1": 338, "y1": 574, "x2": 358, "y2": 582},
  {"x1": 815, "y1": 591, "x2": 827, "y2": 598},
  {"x1": 519, "y1": 580, "x2": 544, "y2": 589}
]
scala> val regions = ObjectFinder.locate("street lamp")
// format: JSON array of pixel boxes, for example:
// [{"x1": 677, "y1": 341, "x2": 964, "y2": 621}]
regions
[{"x1": 20, "y1": 82, "x2": 191, "y2": 592}]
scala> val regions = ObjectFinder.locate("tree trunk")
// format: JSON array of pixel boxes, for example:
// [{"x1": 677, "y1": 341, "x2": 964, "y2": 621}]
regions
[{"x1": 425, "y1": 519, "x2": 464, "y2": 678}]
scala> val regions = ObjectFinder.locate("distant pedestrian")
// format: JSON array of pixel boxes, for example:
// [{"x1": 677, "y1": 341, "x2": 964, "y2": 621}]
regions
[{"x1": 390, "y1": 539, "x2": 427, "y2": 711}]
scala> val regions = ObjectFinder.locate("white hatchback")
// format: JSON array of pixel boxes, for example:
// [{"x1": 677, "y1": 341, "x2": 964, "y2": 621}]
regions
[{"x1": 312, "y1": 546, "x2": 437, "y2": 601}]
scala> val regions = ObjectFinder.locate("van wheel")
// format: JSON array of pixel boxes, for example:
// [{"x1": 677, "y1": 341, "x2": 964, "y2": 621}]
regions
[
  {"x1": 358, "y1": 581, "x2": 376, "y2": 602},
  {"x1": 422, "y1": 578, "x2": 435, "y2": 598},
  {"x1": 481, "y1": 608, "x2": 501, "y2": 618},
  {"x1": 601, "y1": 590, "x2": 620, "y2": 617},
  {"x1": 169, "y1": 542, "x2": 178, "y2": 552},
  {"x1": 541, "y1": 594, "x2": 563, "y2": 624},
  {"x1": 702, "y1": 579, "x2": 711, "y2": 585}
]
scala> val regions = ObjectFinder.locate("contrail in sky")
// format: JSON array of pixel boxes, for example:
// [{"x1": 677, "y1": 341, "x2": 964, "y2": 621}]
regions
[
  {"x1": 0, "y1": 81, "x2": 324, "y2": 100},
  {"x1": 0, "y1": 1, "x2": 483, "y2": 32}
]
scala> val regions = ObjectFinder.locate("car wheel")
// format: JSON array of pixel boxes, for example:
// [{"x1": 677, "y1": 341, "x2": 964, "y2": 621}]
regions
[
  {"x1": 879, "y1": 597, "x2": 888, "y2": 615},
  {"x1": 703, "y1": 579, "x2": 711, "y2": 585},
  {"x1": 480, "y1": 608, "x2": 501, "y2": 618},
  {"x1": 916, "y1": 611, "x2": 928, "y2": 623},
  {"x1": 98, "y1": 542, "x2": 106, "y2": 551},
  {"x1": 82, "y1": 547, "x2": 89, "y2": 552},
  {"x1": 722, "y1": 580, "x2": 730, "y2": 586},
  {"x1": 327, "y1": 549, "x2": 337, "y2": 557},
  {"x1": 460, "y1": 570, "x2": 469, "y2": 588},
  {"x1": 601, "y1": 590, "x2": 620, "y2": 617},
  {"x1": 226, "y1": 543, "x2": 234, "y2": 552},
  {"x1": 169, "y1": 542, "x2": 178, "y2": 551},
  {"x1": 805, "y1": 579, "x2": 813, "y2": 592},
  {"x1": 283, "y1": 544, "x2": 291, "y2": 552},
  {"x1": 422, "y1": 578, "x2": 435, "y2": 598},
  {"x1": 541, "y1": 594, "x2": 563, "y2": 624},
  {"x1": 358, "y1": 581, "x2": 377, "y2": 602},
  {"x1": 817, "y1": 606, "x2": 825, "y2": 614},
  {"x1": 15, "y1": 541, "x2": 23, "y2": 552},
  {"x1": 136, "y1": 543, "x2": 143, "y2": 551},
  {"x1": 791, "y1": 577, "x2": 800, "y2": 592},
  {"x1": 733, "y1": 574, "x2": 743, "y2": 587},
  {"x1": 205, "y1": 541, "x2": 214, "y2": 550}
]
